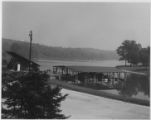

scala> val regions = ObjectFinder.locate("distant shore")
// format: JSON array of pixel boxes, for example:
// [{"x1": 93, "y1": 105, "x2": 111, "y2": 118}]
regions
[{"x1": 33, "y1": 58, "x2": 119, "y2": 62}]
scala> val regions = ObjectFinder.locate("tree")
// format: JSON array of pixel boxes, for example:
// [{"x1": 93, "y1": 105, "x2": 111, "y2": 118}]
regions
[
  {"x1": 139, "y1": 47, "x2": 150, "y2": 66},
  {"x1": 117, "y1": 40, "x2": 142, "y2": 66},
  {"x1": 2, "y1": 71, "x2": 68, "y2": 119}
]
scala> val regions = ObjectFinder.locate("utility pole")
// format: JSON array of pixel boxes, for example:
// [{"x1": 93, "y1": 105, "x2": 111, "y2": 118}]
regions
[{"x1": 29, "y1": 30, "x2": 32, "y2": 71}]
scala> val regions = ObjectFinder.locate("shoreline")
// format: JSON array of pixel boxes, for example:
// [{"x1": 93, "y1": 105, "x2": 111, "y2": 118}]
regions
[
  {"x1": 34, "y1": 58, "x2": 120, "y2": 62},
  {"x1": 61, "y1": 89, "x2": 149, "y2": 119},
  {"x1": 49, "y1": 79, "x2": 150, "y2": 106}
]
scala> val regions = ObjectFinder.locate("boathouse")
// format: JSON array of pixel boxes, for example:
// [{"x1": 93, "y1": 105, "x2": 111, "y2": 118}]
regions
[
  {"x1": 53, "y1": 65, "x2": 127, "y2": 87},
  {"x1": 7, "y1": 51, "x2": 40, "y2": 72}
]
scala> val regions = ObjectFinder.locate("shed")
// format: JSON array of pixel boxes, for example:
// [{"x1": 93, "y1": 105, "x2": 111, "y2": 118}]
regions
[
  {"x1": 7, "y1": 51, "x2": 40, "y2": 71},
  {"x1": 53, "y1": 65, "x2": 123, "y2": 74}
]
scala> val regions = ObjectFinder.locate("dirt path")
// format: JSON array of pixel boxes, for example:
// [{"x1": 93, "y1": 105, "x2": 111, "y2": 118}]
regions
[{"x1": 61, "y1": 89, "x2": 149, "y2": 119}]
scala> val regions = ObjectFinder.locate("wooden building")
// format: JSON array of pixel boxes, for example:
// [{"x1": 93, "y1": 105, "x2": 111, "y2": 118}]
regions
[
  {"x1": 53, "y1": 65, "x2": 127, "y2": 88},
  {"x1": 7, "y1": 51, "x2": 40, "y2": 72}
]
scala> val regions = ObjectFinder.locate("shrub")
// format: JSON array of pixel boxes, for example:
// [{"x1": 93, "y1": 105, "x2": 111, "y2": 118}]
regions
[{"x1": 2, "y1": 71, "x2": 68, "y2": 119}]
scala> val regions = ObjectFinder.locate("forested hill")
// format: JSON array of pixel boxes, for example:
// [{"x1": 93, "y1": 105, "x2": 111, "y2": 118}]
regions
[{"x1": 2, "y1": 38, "x2": 119, "y2": 61}]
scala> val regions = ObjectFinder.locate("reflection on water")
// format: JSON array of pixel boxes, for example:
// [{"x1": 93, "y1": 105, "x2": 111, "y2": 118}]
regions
[
  {"x1": 102, "y1": 73, "x2": 150, "y2": 101},
  {"x1": 117, "y1": 74, "x2": 149, "y2": 100},
  {"x1": 36, "y1": 59, "x2": 149, "y2": 101}
]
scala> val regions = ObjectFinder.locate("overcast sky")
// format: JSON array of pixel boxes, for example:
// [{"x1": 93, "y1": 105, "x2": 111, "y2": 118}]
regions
[{"x1": 2, "y1": 2, "x2": 150, "y2": 50}]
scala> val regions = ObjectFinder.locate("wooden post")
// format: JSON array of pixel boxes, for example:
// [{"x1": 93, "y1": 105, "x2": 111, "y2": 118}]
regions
[
  {"x1": 61, "y1": 67, "x2": 62, "y2": 74},
  {"x1": 118, "y1": 72, "x2": 120, "y2": 79},
  {"x1": 29, "y1": 30, "x2": 32, "y2": 71},
  {"x1": 124, "y1": 72, "x2": 127, "y2": 82}
]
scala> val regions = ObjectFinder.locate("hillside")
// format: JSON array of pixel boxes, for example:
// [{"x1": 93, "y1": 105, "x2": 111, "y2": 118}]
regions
[{"x1": 2, "y1": 38, "x2": 119, "y2": 62}]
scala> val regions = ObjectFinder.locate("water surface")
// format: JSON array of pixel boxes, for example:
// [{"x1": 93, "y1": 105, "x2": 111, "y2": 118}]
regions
[
  {"x1": 36, "y1": 59, "x2": 124, "y2": 71},
  {"x1": 36, "y1": 59, "x2": 149, "y2": 102}
]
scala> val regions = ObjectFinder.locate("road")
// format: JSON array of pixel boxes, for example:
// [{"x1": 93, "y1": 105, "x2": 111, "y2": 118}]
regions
[{"x1": 61, "y1": 89, "x2": 150, "y2": 119}]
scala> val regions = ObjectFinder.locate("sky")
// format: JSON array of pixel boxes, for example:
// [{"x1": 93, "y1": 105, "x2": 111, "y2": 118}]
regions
[{"x1": 2, "y1": 2, "x2": 150, "y2": 50}]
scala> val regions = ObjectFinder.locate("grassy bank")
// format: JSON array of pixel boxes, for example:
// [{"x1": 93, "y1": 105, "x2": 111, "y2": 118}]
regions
[
  {"x1": 48, "y1": 79, "x2": 149, "y2": 106},
  {"x1": 117, "y1": 66, "x2": 149, "y2": 74}
]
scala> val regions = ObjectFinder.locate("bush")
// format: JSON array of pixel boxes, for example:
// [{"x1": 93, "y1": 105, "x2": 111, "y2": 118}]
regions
[{"x1": 2, "y1": 71, "x2": 68, "y2": 119}]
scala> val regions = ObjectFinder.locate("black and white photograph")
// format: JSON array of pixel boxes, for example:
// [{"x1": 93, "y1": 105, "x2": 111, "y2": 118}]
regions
[{"x1": 2, "y1": 1, "x2": 150, "y2": 119}]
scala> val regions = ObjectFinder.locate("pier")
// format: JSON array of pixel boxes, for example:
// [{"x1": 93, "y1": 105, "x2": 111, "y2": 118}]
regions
[{"x1": 52, "y1": 65, "x2": 127, "y2": 88}]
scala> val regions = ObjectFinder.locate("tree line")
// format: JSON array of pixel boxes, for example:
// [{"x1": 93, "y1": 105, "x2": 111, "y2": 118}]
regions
[
  {"x1": 2, "y1": 38, "x2": 118, "y2": 64},
  {"x1": 117, "y1": 40, "x2": 150, "y2": 66}
]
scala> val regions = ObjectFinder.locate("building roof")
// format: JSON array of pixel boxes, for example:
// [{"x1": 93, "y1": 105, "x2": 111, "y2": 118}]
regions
[
  {"x1": 54, "y1": 65, "x2": 123, "y2": 73},
  {"x1": 7, "y1": 51, "x2": 40, "y2": 67}
]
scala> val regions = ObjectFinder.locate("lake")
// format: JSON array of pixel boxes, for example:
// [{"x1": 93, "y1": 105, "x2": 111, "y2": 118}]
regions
[
  {"x1": 36, "y1": 59, "x2": 125, "y2": 71},
  {"x1": 36, "y1": 59, "x2": 149, "y2": 102}
]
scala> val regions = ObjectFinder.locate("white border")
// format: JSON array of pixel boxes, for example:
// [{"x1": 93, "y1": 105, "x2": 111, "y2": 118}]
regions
[
  {"x1": 1, "y1": 0, "x2": 151, "y2": 2},
  {"x1": 0, "y1": 1, "x2": 150, "y2": 120}
]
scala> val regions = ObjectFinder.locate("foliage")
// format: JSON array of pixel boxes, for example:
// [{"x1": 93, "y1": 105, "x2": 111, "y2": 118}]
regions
[
  {"x1": 2, "y1": 71, "x2": 68, "y2": 119},
  {"x1": 117, "y1": 40, "x2": 149, "y2": 66},
  {"x1": 2, "y1": 38, "x2": 119, "y2": 61},
  {"x1": 139, "y1": 47, "x2": 150, "y2": 66},
  {"x1": 2, "y1": 59, "x2": 7, "y2": 65}
]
